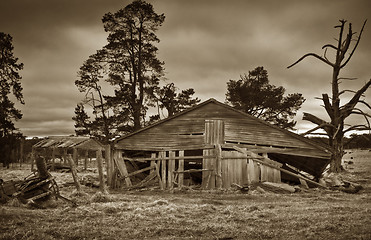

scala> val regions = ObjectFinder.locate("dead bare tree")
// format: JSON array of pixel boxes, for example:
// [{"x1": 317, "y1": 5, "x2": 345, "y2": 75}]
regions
[{"x1": 288, "y1": 19, "x2": 371, "y2": 173}]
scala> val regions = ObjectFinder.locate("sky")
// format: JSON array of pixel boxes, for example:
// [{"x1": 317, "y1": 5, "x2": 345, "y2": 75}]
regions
[{"x1": 0, "y1": 0, "x2": 370, "y2": 137}]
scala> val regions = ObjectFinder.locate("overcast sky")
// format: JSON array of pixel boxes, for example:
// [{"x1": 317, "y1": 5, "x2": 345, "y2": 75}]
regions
[{"x1": 1, "y1": 0, "x2": 370, "y2": 137}]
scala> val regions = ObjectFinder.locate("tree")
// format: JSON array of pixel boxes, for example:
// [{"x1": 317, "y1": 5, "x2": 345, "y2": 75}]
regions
[
  {"x1": 0, "y1": 32, "x2": 24, "y2": 136},
  {"x1": 102, "y1": 0, "x2": 165, "y2": 131},
  {"x1": 72, "y1": 103, "x2": 91, "y2": 136},
  {"x1": 0, "y1": 32, "x2": 24, "y2": 167},
  {"x1": 226, "y1": 67, "x2": 305, "y2": 129},
  {"x1": 288, "y1": 19, "x2": 371, "y2": 173},
  {"x1": 156, "y1": 83, "x2": 200, "y2": 118},
  {"x1": 76, "y1": 51, "x2": 113, "y2": 143}
]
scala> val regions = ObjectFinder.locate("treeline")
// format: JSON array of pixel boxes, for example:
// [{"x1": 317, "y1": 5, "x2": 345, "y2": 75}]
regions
[
  {"x1": 309, "y1": 134, "x2": 371, "y2": 150},
  {"x1": 0, "y1": 137, "x2": 40, "y2": 168}
]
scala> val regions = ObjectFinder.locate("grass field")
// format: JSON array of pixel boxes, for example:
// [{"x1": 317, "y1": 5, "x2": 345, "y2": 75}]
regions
[{"x1": 1, "y1": 149, "x2": 370, "y2": 240}]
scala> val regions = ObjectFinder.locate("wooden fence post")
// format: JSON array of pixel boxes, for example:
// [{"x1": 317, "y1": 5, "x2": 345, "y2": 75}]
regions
[
  {"x1": 96, "y1": 149, "x2": 108, "y2": 194},
  {"x1": 168, "y1": 151, "x2": 175, "y2": 190},
  {"x1": 161, "y1": 151, "x2": 166, "y2": 189},
  {"x1": 73, "y1": 148, "x2": 78, "y2": 166},
  {"x1": 67, "y1": 154, "x2": 82, "y2": 193},
  {"x1": 84, "y1": 150, "x2": 88, "y2": 170},
  {"x1": 105, "y1": 145, "x2": 113, "y2": 186},
  {"x1": 178, "y1": 151, "x2": 184, "y2": 188}
]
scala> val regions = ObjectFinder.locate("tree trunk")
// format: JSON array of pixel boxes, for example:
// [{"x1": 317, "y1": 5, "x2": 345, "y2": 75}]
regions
[{"x1": 329, "y1": 135, "x2": 344, "y2": 173}]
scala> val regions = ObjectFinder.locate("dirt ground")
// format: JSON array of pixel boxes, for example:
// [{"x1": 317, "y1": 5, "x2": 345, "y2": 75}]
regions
[{"x1": 1, "y1": 150, "x2": 371, "y2": 240}]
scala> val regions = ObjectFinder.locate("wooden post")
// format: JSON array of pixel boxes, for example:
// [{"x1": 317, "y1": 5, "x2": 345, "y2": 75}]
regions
[
  {"x1": 150, "y1": 153, "x2": 156, "y2": 175},
  {"x1": 105, "y1": 145, "x2": 113, "y2": 186},
  {"x1": 114, "y1": 150, "x2": 132, "y2": 187},
  {"x1": 62, "y1": 148, "x2": 67, "y2": 164},
  {"x1": 96, "y1": 149, "x2": 108, "y2": 194},
  {"x1": 19, "y1": 138, "x2": 24, "y2": 167},
  {"x1": 73, "y1": 148, "x2": 78, "y2": 166},
  {"x1": 161, "y1": 151, "x2": 166, "y2": 189},
  {"x1": 67, "y1": 154, "x2": 82, "y2": 193},
  {"x1": 178, "y1": 151, "x2": 184, "y2": 188},
  {"x1": 84, "y1": 150, "x2": 88, "y2": 170},
  {"x1": 168, "y1": 151, "x2": 175, "y2": 190},
  {"x1": 51, "y1": 147, "x2": 56, "y2": 171}
]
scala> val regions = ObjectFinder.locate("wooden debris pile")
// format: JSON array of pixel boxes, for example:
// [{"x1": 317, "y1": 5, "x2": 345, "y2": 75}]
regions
[{"x1": 0, "y1": 172, "x2": 75, "y2": 206}]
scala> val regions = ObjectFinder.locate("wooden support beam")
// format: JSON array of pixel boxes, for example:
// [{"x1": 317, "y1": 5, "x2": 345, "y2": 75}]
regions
[
  {"x1": 84, "y1": 150, "x2": 88, "y2": 170},
  {"x1": 121, "y1": 165, "x2": 156, "y2": 179},
  {"x1": 105, "y1": 145, "x2": 113, "y2": 186},
  {"x1": 155, "y1": 160, "x2": 164, "y2": 190},
  {"x1": 73, "y1": 148, "x2": 78, "y2": 166},
  {"x1": 67, "y1": 154, "x2": 82, "y2": 193},
  {"x1": 178, "y1": 150, "x2": 184, "y2": 188},
  {"x1": 160, "y1": 151, "x2": 166, "y2": 189},
  {"x1": 168, "y1": 151, "x2": 175, "y2": 190},
  {"x1": 96, "y1": 150, "x2": 108, "y2": 194},
  {"x1": 215, "y1": 144, "x2": 222, "y2": 188},
  {"x1": 114, "y1": 151, "x2": 132, "y2": 187}
]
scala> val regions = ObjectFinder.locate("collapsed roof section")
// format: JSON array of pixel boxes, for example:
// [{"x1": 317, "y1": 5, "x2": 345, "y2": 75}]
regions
[{"x1": 33, "y1": 136, "x2": 103, "y2": 151}]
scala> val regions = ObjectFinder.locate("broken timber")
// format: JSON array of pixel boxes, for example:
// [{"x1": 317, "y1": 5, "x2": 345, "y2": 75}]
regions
[{"x1": 233, "y1": 146, "x2": 328, "y2": 189}]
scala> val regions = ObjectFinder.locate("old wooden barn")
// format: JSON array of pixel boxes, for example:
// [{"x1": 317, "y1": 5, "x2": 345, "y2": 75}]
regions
[{"x1": 110, "y1": 99, "x2": 331, "y2": 190}]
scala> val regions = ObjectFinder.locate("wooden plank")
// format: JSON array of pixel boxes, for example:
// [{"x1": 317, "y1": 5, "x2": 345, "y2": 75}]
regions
[
  {"x1": 150, "y1": 153, "x2": 156, "y2": 175},
  {"x1": 160, "y1": 151, "x2": 166, "y2": 189},
  {"x1": 73, "y1": 148, "x2": 78, "y2": 166},
  {"x1": 105, "y1": 145, "x2": 113, "y2": 186},
  {"x1": 66, "y1": 154, "x2": 82, "y2": 193},
  {"x1": 168, "y1": 151, "x2": 175, "y2": 190},
  {"x1": 241, "y1": 156, "x2": 248, "y2": 185},
  {"x1": 156, "y1": 160, "x2": 164, "y2": 190},
  {"x1": 121, "y1": 165, "x2": 155, "y2": 178},
  {"x1": 202, "y1": 149, "x2": 210, "y2": 189},
  {"x1": 215, "y1": 144, "x2": 222, "y2": 188},
  {"x1": 273, "y1": 169, "x2": 281, "y2": 183},
  {"x1": 174, "y1": 169, "x2": 214, "y2": 173},
  {"x1": 221, "y1": 152, "x2": 228, "y2": 188},
  {"x1": 178, "y1": 151, "x2": 184, "y2": 188},
  {"x1": 114, "y1": 152, "x2": 132, "y2": 187},
  {"x1": 96, "y1": 150, "x2": 108, "y2": 194},
  {"x1": 260, "y1": 164, "x2": 268, "y2": 182}
]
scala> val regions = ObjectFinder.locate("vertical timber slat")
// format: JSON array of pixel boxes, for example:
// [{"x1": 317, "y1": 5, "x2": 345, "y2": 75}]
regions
[
  {"x1": 96, "y1": 149, "x2": 108, "y2": 193},
  {"x1": 168, "y1": 151, "x2": 175, "y2": 190},
  {"x1": 178, "y1": 151, "x2": 184, "y2": 188},
  {"x1": 160, "y1": 151, "x2": 166, "y2": 189}
]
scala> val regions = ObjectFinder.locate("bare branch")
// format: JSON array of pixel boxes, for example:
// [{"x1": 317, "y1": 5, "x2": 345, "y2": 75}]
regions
[
  {"x1": 322, "y1": 94, "x2": 334, "y2": 119},
  {"x1": 359, "y1": 100, "x2": 371, "y2": 110},
  {"x1": 338, "y1": 77, "x2": 357, "y2": 81},
  {"x1": 322, "y1": 44, "x2": 338, "y2": 51},
  {"x1": 350, "y1": 108, "x2": 371, "y2": 118},
  {"x1": 340, "y1": 78, "x2": 371, "y2": 118},
  {"x1": 341, "y1": 19, "x2": 367, "y2": 68},
  {"x1": 300, "y1": 123, "x2": 333, "y2": 136},
  {"x1": 339, "y1": 89, "x2": 361, "y2": 96},
  {"x1": 302, "y1": 112, "x2": 334, "y2": 135},
  {"x1": 287, "y1": 53, "x2": 335, "y2": 69}
]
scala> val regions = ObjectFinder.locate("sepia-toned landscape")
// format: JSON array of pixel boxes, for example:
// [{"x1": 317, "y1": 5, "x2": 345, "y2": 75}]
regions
[{"x1": 1, "y1": 149, "x2": 370, "y2": 240}]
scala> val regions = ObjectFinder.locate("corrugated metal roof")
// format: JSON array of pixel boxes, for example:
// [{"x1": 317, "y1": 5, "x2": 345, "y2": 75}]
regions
[{"x1": 33, "y1": 136, "x2": 103, "y2": 150}]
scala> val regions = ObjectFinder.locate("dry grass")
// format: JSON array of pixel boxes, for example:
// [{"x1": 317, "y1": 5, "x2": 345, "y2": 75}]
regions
[{"x1": 1, "y1": 150, "x2": 371, "y2": 240}]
